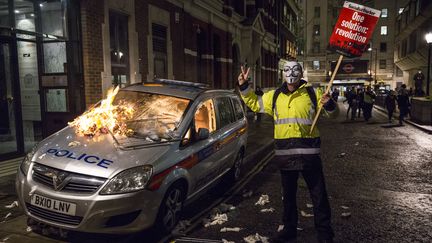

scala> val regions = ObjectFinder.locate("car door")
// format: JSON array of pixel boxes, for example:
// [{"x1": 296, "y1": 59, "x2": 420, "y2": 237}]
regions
[
  {"x1": 212, "y1": 95, "x2": 239, "y2": 174},
  {"x1": 180, "y1": 98, "x2": 220, "y2": 194}
]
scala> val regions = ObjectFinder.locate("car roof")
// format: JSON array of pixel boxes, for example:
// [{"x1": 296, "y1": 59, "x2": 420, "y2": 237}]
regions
[{"x1": 122, "y1": 79, "x2": 236, "y2": 100}]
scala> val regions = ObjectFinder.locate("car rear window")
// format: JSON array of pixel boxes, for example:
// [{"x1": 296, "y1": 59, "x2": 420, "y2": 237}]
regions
[
  {"x1": 231, "y1": 97, "x2": 245, "y2": 121},
  {"x1": 215, "y1": 97, "x2": 235, "y2": 128}
]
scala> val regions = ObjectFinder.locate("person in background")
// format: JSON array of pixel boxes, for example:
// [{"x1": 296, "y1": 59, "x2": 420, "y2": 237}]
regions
[
  {"x1": 362, "y1": 86, "x2": 376, "y2": 122},
  {"x1": 343, "y1": 87, "x2": 358, "y2": 120},
  {"x1": 357, "y1": 88, "x2": 364, "y2": 118},
  {"x1": 331, "y1": 88, "x2": 339, "y2": 102},
  {"x1": 384, "y1": 90, "x2": 397, "y2": 123},
  {"x1": 397, "y1": 84, "x2": 410, "y2": 126},
  {"x1": 237, "y1": 61, "x2": 337, "y2": 243}
]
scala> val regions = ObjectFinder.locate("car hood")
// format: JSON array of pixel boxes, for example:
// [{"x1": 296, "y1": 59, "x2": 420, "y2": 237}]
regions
[{"x1": 32, "y1": 127, "x2": 171, "y2": 178}]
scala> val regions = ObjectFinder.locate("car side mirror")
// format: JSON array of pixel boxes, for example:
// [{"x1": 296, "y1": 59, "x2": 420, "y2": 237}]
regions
[{"x1": 197, "y1": 128, "x2": 209, "y2": 140}]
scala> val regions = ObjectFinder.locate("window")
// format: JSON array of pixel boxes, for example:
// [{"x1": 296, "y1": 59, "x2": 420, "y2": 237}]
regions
[
  {"x1": 379, "y1": 59, "x2": 386, "y2": 69},
  {"x1": 313, "y1": 42, "x2": 320, "y2": 53},
  {"x1": 380, "y1": 42, "x2": 387, "y2": 52},
  {"x1": 381, "y1": 8, "x2": 388, "y2": 18},
  {"x1": 314, "y1": 7, "x2": 320, "y2": 18},
  {"x1": 313, "y1": 25, "x2": 320, "y2": 36},
  {"x1": 110, "y1": 11, "x2": 129, "y2": 87},
  {"x1": 380, "y1": 26, "x2": 388, "y2": 35},
  {"x1": 41, "y1": 0, "x2": 67, "y2": 37},
  {"x1": 396, "y1": 66, "x2": 403, "y2": 77},
  {"x1": 215, "y1": 97, "x2": 235, "y2": 129},
  {"x1": 194, "y1": 99, "x2": 217, "y2": 134},
  {"x1": 313, "y1": 60, "x2": 320, "y2": 70},
  {"x1": 152, "y1": 23, "x2": 168, "y2": 79},
  {"x1": 232, "y1": 97, "x2": 245, "y2": 121}
]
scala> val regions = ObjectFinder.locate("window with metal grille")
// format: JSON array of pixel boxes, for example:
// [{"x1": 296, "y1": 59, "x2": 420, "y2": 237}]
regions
[{"x1": 152, "y1": 23, "x2": 167, "y2": 53}]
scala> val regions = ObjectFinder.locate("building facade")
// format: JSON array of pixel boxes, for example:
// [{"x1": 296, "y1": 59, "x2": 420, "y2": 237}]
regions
[
  {"x1": 394, "y1": 0, "x2": 432, "y2": 95},
  {"x1": 298, "y1": 0, "x2": 408, "y2": 90},
  {"x1": 0, "y1": 0, "x2": 299, "y2": 161}
]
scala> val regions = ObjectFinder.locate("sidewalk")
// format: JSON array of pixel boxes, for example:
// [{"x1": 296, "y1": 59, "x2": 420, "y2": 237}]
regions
[{"x1": 374, "y1": 105, "x2": 432, "y2": 134}]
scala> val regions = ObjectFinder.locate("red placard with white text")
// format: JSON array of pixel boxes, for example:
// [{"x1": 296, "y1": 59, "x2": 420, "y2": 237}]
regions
[{"x1": 327, "y1": 1, "x2": 381, "y2": 58}]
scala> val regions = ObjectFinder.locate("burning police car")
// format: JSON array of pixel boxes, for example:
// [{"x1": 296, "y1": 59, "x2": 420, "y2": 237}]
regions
[{"x1": 16, "y1": 79, "x2": 247, "y2": 234}]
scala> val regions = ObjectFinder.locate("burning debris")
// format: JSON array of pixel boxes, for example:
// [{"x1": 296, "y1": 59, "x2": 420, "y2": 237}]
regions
[{"x1": 68, "y1": 86, "x2": 135, "y2": 137}]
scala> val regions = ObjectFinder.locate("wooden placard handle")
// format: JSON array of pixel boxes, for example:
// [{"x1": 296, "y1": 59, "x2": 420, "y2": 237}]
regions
[{"x1": 309, "y1": 55, "x2": 344, "y2": 134}]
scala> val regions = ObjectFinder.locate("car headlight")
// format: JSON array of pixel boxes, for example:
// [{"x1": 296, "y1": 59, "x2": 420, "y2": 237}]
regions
[
  {"x1": 20, "y1": 148, "x2": 36, "y2": 176},
  {"x1": 100, "y1": 165, "x2": 153, "y2": 195}
]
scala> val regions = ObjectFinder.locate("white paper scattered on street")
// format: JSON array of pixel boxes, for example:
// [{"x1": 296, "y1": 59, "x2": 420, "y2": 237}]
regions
[
  {"x1": 341, "y1": 205, "x2": 350, "y2": 209},
  {"x1": 255, "y1": 194, "x2": 270, "y2": 206},
  {"x1": 277, "y1": 225, "x2": 284, "y2": 232},
  {"x1": 204, "y1": 213, "x2": 228, "y2": 227},
  {"x1": 306, "y1": 203, "x2": 313, "y2": 208},
  {"x1": 26, "y1": 226, "x2": 32, "y2": 232},
  {"x1": 220, "y1": 227, "x2": 242, "y2": 232},
  {"x1": 354, "y1": 142, "x2": 359, "y2": 146},
  {"x1": 260, "y1": 208, "x2": 275, "y2": 213},
  {"x1": 341, "y1": 212, "x2": 351, "y2": 218},
  {"x1": 222, "y1": 239, "x2": 235, "y2": 243},
  {"x1": 4, "y1": 201, "x2": 18, "y2": 209},
  {"x1": 244, "y1": 233, "x2": 269, "y2": 243},
  {"x1": 242, "y1": 190, "x2": 253, "y2": 198},
  {"x1": 297, "y1": 227, "x2": 304, "y2": 231},
  {"x1": 300, "y1": 210, "x2": 314, "y2": 217},
  {"x1": 3, "y1": 213, "x2": 11, "y2": 220}
]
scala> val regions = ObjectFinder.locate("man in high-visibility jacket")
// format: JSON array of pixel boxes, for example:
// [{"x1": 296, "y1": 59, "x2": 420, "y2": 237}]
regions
[{"x1": 237, "y1": 61, "x2": 338, "y2": 243}]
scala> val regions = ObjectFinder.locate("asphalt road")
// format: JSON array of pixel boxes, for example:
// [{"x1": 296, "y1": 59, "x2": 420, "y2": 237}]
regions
[
  {"x1": 174, "y1": 104, "x2": 432, "y2": 243},
  {"x1": 1, "y1": 103, "x2": 431, "y2": 243}
]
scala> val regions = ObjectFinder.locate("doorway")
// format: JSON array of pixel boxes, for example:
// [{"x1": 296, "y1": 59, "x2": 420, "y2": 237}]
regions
[{"x1": 0, "y1": 40, "x2": 22, "y2": 158}]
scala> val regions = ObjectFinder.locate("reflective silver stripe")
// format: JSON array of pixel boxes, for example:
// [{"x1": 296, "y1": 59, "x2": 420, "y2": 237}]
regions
[
  {"x1": 274, "y1": 118, "x2": 312, "y2": 125},
  {"x1": 240, "y1": 86, "x2": 252, "y2": 96},
  {"x1": 274, "y1": 148, "x2": 320, "y2": 155},
  {"x1": 258, "y1": 96, "x2": 265, "y2": 113}
]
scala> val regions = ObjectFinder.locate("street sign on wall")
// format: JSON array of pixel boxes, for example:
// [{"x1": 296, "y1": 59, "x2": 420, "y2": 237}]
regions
[
  {"x1": 327, "y1": 1, "x2": 381, "y2": 58},
  {"x1": 331, "y1": 60, "x2": 369, "y2": 74}
]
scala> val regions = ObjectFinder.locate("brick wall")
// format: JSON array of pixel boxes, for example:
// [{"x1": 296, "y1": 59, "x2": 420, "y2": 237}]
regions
[{"x1": 80, "y1": 0, "x2": 104, "y2": 107}]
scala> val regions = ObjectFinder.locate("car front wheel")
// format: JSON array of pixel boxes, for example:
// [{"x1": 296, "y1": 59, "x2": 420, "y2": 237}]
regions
[{"x1": 155, "y1": 182, "x2": 185, "y2": 234}]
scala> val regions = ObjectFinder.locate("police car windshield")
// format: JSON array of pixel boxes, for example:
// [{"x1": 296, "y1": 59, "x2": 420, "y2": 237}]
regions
[{"x1": 113, "y1": 90, "x2": 190, "y2": 145}]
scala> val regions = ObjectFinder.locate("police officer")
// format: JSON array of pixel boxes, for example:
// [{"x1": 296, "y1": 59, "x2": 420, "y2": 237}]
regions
[{"x1": 237, "y1": 61, "x2": 337, "y2": 243}]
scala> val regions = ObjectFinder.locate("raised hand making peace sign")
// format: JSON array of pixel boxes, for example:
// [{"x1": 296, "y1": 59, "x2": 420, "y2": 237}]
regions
[{"x1": 237, "y1": 65, "x2": 250, "y2": 86}]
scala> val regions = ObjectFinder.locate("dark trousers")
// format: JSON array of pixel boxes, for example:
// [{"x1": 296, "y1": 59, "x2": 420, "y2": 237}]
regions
[
  {"x1": 280, "y1": 168, "x2": 334, "y2": 240},
  {"x1": 387, "y1": 108, "x2": 394, "y2": 121},
  {"x1": 363, "y1": 103, "x2": 373, "y2": 121}
]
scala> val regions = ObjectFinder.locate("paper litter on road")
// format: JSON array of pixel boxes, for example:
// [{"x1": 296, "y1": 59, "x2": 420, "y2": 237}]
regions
[
  {"x1": 297, "y1": 227, "x2": 304, "y2": 231},
  {"x1": 204, "y1": 213, "x2": 228, "y2": 227},
  {"x1": 255, "y1": 194, "x2": 270, "y2": 206},
  {"x1": 306, "y1": 203, "x2": 313, "y2": 208},
  {"x1": 220, "y1": 227, "x2": 242, "y2": 232},
  {"x1": 341, "y1": 212, "x2": 351, "y2": 218},
  {"x1": 341, "y1": 205, "x2": 350, "y2": 210},
  {"x1": 354, "y1": 142, "x2": 359, "y2": 146},
  {"x1": 260, "y1": 208, "x2": 275, "y2": 213},
  {"x1": 4, "y1": 201, "x2": 18, "y2": 209},
  {"x1": 222, "y1": 239, "x2": 235, "y2": 243},
  {"x1": 244, "y1": 233, "x2": 269, "y2": 243},
  {"x1": 219, "y1": 203, "x2": 236, "y2": 212},
  {"x1": 277, "y1": 225, "x2": 284, "y2": 232},
  {"x1": 0, "y1": 236, "x2": 10, "y2": 243},
  {"x1": 171, "y1": 220, "x2": 191, "y2": 235},
  {"x1": 26, "y1": 226, "x2": 32, "y2": 232},
  {"x1": 337, "y1": 152, "x2": 346, "y2": 158},
  {"x1": 300, "y1": 210, "x2": 314, "y2": 217},
  {"x1": 242, "y1": 190, "x2": 253, "y2": 198}
]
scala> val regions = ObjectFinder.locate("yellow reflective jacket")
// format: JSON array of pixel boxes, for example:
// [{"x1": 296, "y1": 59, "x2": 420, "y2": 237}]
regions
[{"x1": 240, "y1": 80, "x2": 338, "y2": 161}]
